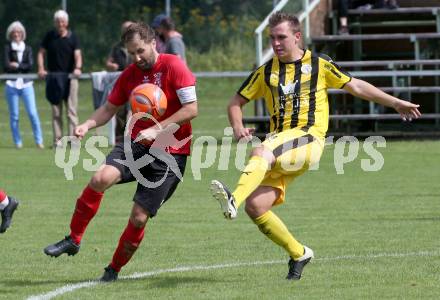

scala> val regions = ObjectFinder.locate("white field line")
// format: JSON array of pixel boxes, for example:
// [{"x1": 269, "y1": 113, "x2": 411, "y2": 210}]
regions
[{"x1": 26, "y1": 250, "x2": 440, "y2": 300}]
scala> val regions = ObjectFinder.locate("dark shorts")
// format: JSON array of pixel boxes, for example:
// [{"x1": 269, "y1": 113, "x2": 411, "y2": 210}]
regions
[{"x1": 106, "y1": 141, "x2": 187, "y2": 217}]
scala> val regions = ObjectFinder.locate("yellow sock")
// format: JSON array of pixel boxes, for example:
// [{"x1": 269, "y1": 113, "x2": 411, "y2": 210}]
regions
[
  {"x1": 232, "y1": 156, "x2": 269, "y2": 208},
  {"x1": 253, "y1": 211, "x2": 304, "y2": 260}
]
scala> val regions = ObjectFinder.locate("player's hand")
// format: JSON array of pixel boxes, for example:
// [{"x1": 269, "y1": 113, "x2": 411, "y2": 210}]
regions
[
  {"x1": 135, "y1": 128, "x2": 158, "y2": 144},
  {"x1": 394, "y1": 99, "x2": 421, "y2": 121},
  {"x1": 74, "y1": 124, "x2": 89, "y2": 139},
  {"x1": 233, "y1": 126, "x2": 255, "y2": 141}
]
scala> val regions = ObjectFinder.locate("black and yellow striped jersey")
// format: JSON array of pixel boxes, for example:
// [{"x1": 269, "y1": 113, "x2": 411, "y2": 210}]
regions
[{"x1": 238, "y1": 49, "x2": 351, "y2": 138}]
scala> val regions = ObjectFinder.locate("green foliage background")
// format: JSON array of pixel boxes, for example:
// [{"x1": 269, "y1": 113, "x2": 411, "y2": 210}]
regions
[{"x1": 0, "y1": 0, "x2": 286, "y2": 71}]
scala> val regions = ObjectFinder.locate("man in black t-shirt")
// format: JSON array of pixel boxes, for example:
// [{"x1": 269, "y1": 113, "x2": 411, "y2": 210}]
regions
[
  {"x1": 106, "y1": 21, "x2": 133, "y2": 72},
  {"x1": 37, "y1": 9, "x2": 82, "y2": 147}
]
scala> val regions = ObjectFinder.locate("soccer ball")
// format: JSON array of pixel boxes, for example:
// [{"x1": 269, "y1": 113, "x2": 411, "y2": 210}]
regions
[{"x1": 130, "y1": 83, "x2": 167, "y2": 120}]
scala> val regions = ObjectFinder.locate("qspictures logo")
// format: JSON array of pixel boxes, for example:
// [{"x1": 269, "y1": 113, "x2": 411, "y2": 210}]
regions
[{"x1": 54, "y1": 117, "x2": 387, "y2": 184}]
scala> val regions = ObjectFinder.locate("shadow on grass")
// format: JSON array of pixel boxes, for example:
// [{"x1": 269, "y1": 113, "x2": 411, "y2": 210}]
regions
[{"x1": 128, "y1": 275, "x2": 219, "y2": 288}]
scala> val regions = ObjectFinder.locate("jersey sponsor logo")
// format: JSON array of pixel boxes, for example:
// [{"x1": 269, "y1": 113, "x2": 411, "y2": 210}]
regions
[
  {"x1": 280, "y1": 80, "x2": 299, "y2": 96},
  {"x1": 279, "y1": 80, "x2": 301, "y2": 113}
]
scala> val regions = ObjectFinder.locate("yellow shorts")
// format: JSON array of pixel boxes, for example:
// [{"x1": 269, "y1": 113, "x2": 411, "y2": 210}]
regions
[{"x1": 260, "y1": 128, "x2": 324, "y2": 206}]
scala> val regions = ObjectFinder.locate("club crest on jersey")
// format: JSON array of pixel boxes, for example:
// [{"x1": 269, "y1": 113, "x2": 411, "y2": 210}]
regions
[
  {"x1": 301, "y1": 64, "x2": 312, "y2": 74},
  {"x1": 153, "y1": 72, "x2": 163, "y2": 87},
  {"x1": 142, "y1": 76, "x2": 149, "y2": 83}
]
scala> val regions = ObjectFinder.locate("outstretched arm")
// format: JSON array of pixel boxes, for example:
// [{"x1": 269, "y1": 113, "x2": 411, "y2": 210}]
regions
[
  {"x1": 75, "y1": 101, "x2": 120, "y2": 139},
  {"x1": 344, "y1": 77, "x2": 422, "y2": 121}
]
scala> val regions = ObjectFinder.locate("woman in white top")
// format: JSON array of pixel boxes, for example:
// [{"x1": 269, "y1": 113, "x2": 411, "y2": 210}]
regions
[{"x1": 4, "y1": 21, "x2": 44, "y2": 149}]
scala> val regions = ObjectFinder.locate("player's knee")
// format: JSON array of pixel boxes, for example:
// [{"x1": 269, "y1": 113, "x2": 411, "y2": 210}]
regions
[
  {"x1": 250, "y1": 146, "x2": 275, "y2": 165},
  {"x1": 89, "y1": 172, "x2": 114, "y2": 192},
  {"x1": 130, "y1": 214, "x2": 148, "y2": 228},
  {"x1": 245, "y1": 202, "x2": 259, "y2": 219},
  {"x1": 250, "y1": 146, "x2": 265, "y2": 157}
]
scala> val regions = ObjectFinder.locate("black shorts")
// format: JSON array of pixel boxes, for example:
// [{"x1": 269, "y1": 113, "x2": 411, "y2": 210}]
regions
[{"x1": 106, "y1": 141, "x2": 187, "y2": 217}]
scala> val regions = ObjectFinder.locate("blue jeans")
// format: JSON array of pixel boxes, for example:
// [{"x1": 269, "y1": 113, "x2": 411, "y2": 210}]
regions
[{"x1": 5, "y1": 84, "x2": 43, "y2": 146}]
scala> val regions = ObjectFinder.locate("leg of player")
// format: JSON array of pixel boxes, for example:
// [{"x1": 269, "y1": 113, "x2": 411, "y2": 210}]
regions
[
  {"x1": 245, "y1": 186, "x2": 313, "y2": 280},
  {"x1": 211, "y1": 146, "x2": 274, "y2": 219},
  {"x1": 100, "y1": 203, "x2": 148, "y2": 282},
  {"x1": 43, "y1": 165, "x2": 121, "y2": 257},
  {"x1": 0, "y1": 189, "x2": 19, "y2": 233},
  {"x1": 100, "y1": 153, "x2": 186, "y2": 282}
]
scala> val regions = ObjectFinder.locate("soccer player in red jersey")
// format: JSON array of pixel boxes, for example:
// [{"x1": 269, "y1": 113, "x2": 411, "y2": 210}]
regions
[
  {"x1": 43, "y1": 22, "x2": 198, "y2": 281},
  {"x1": 0, "y1": 189, "x2": 19, "y2": 233}
]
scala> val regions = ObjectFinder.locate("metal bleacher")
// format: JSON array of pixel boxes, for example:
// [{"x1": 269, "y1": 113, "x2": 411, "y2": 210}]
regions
[{"x1": 243, "y1": 0, "x2": 440, "y2": 138}]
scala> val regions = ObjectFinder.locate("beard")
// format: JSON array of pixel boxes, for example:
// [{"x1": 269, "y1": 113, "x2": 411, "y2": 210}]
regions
[{"x1": 136, "y1": 57, "x2": 154, "y2": 70}]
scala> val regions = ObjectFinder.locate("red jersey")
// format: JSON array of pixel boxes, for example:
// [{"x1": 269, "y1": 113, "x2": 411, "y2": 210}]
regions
[{"x1": 108, "y1": 54, "x2": 196, "y2": 155}]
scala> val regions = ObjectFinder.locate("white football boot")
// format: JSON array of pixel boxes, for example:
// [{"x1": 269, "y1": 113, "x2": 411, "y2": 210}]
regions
[{"x1": 210, "y1": 180, "x2": 237, "y2": 219}]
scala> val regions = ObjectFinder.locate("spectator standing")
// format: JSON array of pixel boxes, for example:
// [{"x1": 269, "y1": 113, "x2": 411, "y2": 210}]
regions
[
  {"x1": 152, "y1": 14, "x2": 186, "y2": 63},
  {"x1": 37, "y1": 9, "x2": 82, "y2": 147},
  {"x1": 106, "y1": 21, "x2": 133, "y2": 142},
  {"x1": 151, "y1": 14, "x2": 167, "y2": 53},
  {"x1": 4, "y1": 21, "x2": 44, "y2": 149},
  {"x1": 106, "y1": 21, "x2": 133, "y2": 72}
]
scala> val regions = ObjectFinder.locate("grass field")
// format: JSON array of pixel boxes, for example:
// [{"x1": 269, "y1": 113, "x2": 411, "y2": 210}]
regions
[{"x1": 0, "y1": 80, "x2": 439, "y2": 299}]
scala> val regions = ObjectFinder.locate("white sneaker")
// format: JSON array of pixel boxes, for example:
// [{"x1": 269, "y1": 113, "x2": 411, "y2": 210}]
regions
[{"x1": 210, "y1": 180, "x2": 237, "y2": 219}]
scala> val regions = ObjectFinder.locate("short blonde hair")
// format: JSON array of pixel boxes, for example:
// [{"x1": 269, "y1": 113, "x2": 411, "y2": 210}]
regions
[
  {"x1": 269, "y1": 11, "x2": 301, "y2": 34},
  {"x1": 54, "y1": 9, "x2": 69, "y2": 22},
  {"x1": 6, "y1": 21, "x2": 26, "y2": 41}
]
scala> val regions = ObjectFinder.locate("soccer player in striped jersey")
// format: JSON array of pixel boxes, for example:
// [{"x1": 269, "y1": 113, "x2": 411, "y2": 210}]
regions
[{"x1": 211, "y1": 11, "x2": 421, "y2": 280}]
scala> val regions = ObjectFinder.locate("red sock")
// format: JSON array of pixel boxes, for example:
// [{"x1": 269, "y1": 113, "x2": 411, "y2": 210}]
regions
[
  {"x1": 0, "y1": 189, "x2": 6, "y2": 202},
  {"x1": 110, "y1": 220, "x2": 145, "y2": 272},
  {"x1": 69, "y1": 185, "x2": 104, "y2": 244}
]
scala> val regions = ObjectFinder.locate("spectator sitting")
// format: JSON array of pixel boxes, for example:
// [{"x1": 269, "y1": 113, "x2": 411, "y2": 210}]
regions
[
  {"x1": 152, "y1": 14, "x2": 187, "y2": 63},
  {"x1": 4, "y1": 21, "x2": 44, "y2": 149},
  {"x1": 338, "y1": 0, "x2": 399, "y2": 35}
]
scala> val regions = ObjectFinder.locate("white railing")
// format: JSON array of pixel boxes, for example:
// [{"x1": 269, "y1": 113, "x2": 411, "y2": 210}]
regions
[{"x1": 255, "y1": 0, "x2": 322, "y2": 66}]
